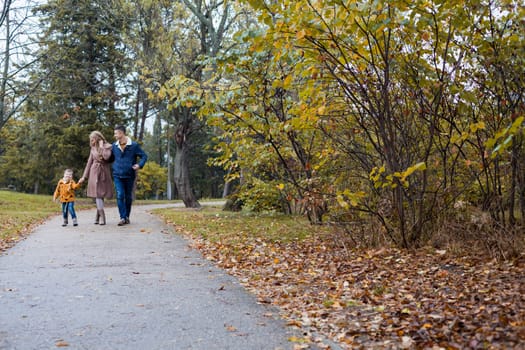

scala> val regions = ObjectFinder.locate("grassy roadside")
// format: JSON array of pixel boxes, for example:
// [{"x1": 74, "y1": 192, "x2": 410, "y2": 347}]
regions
[
  {"x1": 154, "y1": 206, "x2": 525, "y2": 350},
  {"x1": 0, "y1": 190, "x2": 97, "y2": 251},
  {"x1": 0, "y1": 190, "x2": 182, "y2": 252},
  {"x1": 154, "y1": 204, "x2": 319, "y2": 243}
]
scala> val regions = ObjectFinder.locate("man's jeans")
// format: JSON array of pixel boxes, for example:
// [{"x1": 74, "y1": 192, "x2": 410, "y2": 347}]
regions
[
  {"x1": 114, "y1": 176, "x2": 134, "y2": 220},
  {"x1": 62, "y1": 202, "x2": 77, "y2": 219}
]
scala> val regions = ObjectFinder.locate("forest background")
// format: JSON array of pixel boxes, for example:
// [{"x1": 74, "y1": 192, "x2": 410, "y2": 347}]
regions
[{"x1": 0, "y1": 0, "x2": 523, "y2": 253}]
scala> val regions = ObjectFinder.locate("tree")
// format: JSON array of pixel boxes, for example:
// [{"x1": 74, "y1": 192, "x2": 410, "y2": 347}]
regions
[
  {"x1": 135, "y1": 161, "x2": 167, "y2": 200},
  {"x1": 152, "y1": 0, "x2": 248, "y2": 207},
  {"x1": 205, "y1": 0, "x2": 524, "y2": 246},
  {"x1": 121, "y1": 0, "x2": 172, "y2": 143},
  {"x1": 0, "y1": 0, "x2": 132, "y2": 193},
  {"x1": 204, "y1": 28, "x2": 330, "y2": 222},
  {"x1": 0, "y1": 1, "x2": 12, "y2": 27},
  {"x1": 461, "y1": 1, "x2": 525, "y2": 225},
  {"x1": 0, "y1": 0, "x2": 42, "y2": 131},
  {"x1": 0, "y1": 108, "x2": 62, "y2": 193}
]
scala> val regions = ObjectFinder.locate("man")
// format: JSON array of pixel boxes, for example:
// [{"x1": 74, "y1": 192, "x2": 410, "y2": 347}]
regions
[{"x1": 112, "y1": 125, "x2": 148, "y2": 226}]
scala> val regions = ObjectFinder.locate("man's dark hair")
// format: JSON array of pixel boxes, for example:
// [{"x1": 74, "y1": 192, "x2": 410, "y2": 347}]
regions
[{"x1": 114, "y1": 125, "x2": 126, "y2": 134}]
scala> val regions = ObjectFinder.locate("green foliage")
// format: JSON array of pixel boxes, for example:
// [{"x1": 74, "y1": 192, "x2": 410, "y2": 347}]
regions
[
  {"x1": 0, "y1": 190, "x2": 93, "y2": 249},
  {"x1": 0, "y1": 118, "x2": 60, "y2": 193},
  {"x1": 0, "y1": 0, "x2": 132, "y2": 194},
  {"x1": 202, "y1": 23, "x2": 332, "y2": 222},
  {"x1": 1, "y1": 0, "x2": 237, "y2": 201},
  {"x1": 487, "y1": 117, "x2": 524, "y2": 158},
  {"x1": 135, "y1": 162, "x2": 168, "y2": 200},
  {"x1": 237, "y1": 178, "x2": 286, "y2": 213},
  {"x1": 203, "y1": 0, "x2": 525, "y2": 246}
]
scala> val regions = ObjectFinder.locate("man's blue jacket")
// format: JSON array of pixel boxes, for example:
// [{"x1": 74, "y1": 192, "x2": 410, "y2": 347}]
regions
[{"x1": 112, "y1": 139, "x2": 148, "y2": 179}]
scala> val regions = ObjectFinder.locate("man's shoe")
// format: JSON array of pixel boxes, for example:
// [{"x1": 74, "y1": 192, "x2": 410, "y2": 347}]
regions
[
  {"x1": 118, "y1": 219, "x2": 127, "y2": 226},
  {"x1": 125, "y1": 218, "x2": 130, "y2": 224}
]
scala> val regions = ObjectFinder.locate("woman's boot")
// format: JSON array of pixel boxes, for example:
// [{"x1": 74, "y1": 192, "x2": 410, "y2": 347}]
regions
[
  {"x1": 94, "y1": 210, "x2": 100, "y2": 224},
  {"x1": 98, "y1": 209, "x2": 106, "y2": 225}
]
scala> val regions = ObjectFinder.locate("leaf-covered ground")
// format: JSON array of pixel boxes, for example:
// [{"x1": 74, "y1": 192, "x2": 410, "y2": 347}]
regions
[{"x1": 156, "y1": 208, "x2": 525, "y2": 350}]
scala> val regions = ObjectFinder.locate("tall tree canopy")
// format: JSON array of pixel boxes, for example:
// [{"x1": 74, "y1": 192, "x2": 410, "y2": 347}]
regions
[
  {"x1": 1, "y1": 0, "x2": 130, "y2": 192},
  {"x1": 0, "y1": 0, "x2": 42, "y2": 131}
]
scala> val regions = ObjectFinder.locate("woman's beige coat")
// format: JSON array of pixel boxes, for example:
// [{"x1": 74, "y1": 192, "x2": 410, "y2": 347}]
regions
[{"x1": 82, "y1": 143, "x2": 114, "y2": 199}]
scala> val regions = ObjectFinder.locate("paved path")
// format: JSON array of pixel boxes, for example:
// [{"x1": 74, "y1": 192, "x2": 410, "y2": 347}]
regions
[{"x1": 0, "y1": 204, "x2": 303, "y2": 350}]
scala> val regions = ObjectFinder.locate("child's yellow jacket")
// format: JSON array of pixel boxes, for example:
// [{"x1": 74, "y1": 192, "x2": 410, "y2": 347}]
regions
[{"x1": 53, "y1": 180, "x2": 81, "y2": 203}]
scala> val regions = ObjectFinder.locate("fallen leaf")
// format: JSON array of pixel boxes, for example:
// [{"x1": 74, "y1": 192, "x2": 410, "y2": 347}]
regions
[
  {"x1": 55, "y1": 340, "x2": 69, "y2": 347},
  {"x1": 225, "y1": 324, "x2": 237, "y2": 332},
  {"x1": 162, "y1": 212, "x2": 525, "y2": 349},
  {"x1": 286, "y1": 319, "x2": 302, "y2": 327}
]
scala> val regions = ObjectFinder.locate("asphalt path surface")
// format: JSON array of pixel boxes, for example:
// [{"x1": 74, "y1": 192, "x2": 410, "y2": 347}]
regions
[{"x1": 0, "y1": 203, "x2": 305, "y2": 350}]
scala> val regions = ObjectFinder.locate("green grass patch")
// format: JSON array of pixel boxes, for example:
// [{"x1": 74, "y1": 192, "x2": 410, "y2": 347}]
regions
[
  {"x1": 0, "y1": 192, "x2": 214, "y2": 251},
  {"x1": 0, "y1": 190, "x2": 95, "y2": 249},
  {"x1": 135, "y1": 199, "x2": 219, "y2": 205},
  {"x1": 153, "y1": 206, "x2": 326, "y2": 244}
]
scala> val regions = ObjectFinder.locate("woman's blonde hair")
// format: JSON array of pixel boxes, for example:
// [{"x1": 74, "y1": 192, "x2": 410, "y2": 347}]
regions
[{"x1": 89, "y1": 131, "x2": 107, "y2": 144}]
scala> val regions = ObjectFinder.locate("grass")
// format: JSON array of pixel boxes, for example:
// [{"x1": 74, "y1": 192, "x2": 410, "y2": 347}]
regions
[
  {"x1": 0, "y1": 190, "x2": 95, "y2": 250},
  {"x1": 0, "y1": 190, "x2": 209, "y2": 251},
  {"x1": 0, "y1": 191, "x2": 56, "y2": 250},
  {"x1": 152, "y1": 206, "x2": 327, "y2": 244}
]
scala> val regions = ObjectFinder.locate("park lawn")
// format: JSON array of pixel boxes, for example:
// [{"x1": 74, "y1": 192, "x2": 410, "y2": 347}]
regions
[
  {"x1": 0, "y1": 190, "x2": 95, "y2": 251},
  {"x1": 155, "y1": 205, "x2": 317, "y2": 243},
  {"x1": 0, "y1": 190, "x2": 177, "y2": 251},
  {"x1": 0, "y1": 190, "x2": 174, "y2": 251},
  {"x1": 154, "y1": 206, "x2": 525, "y2": 350}
]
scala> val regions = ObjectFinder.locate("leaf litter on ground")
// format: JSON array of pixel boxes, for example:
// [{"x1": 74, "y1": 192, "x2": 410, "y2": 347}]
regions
[{"x1": 156, "y1": 208, "x2": 524, "y2": 349}]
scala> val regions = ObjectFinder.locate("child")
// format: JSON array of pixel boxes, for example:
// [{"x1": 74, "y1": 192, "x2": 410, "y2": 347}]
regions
[{"x1": 53, "y1": 169, "x2": 82, "y2": 226}]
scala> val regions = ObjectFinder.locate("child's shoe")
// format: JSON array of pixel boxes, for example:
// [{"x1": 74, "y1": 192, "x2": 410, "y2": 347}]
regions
[
  {"x1": 62, "y1": 219, "x2": 68, "y2": 227},
  {"x1": 73, "y1": 218, "x2": 78, "y2": 226}
]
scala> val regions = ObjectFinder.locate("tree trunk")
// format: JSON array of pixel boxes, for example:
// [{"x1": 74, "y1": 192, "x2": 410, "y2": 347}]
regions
[
  {"x1": 133, "y1": 83, "x2": 140, "y2": 138},
  {"x1": 0, "y1": 4, "x2": 10, "y2": 130},
  {"x1": 174, "y1": 123, "x2": 200, "y2": 208},
  {"x1": 166, "y1": 129, "x2": 173, "y2": 200},
  {"x1": 107, "y1": 68, "x2": 118, "y2": 127},
  {"x1": 222, "y1": 179, "x2": 232, "y2": 198},
  {"x1": 222, "y1": 167, "x2": 235, "y2": 198},
  {"x1": 509, "y1": 141, "x2": 518, "y2": 225},
  {"x1": 517, "y1": 135, "x2": 525, "y2": 226},
  {"x1": 138, "y1": 95, "x2": 148, "y2": 142}
]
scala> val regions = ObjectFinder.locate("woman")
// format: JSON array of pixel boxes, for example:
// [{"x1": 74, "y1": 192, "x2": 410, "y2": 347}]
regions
[{"x1": 79, "y1": 131, "x2": 114, "y2": 225}]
